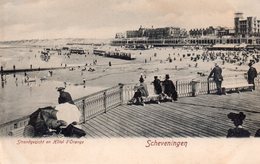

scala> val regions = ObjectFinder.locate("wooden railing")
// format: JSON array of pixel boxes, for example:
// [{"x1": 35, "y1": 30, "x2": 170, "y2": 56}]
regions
[
  {"x1": 255, "y1": 77, "x2": 260, "y2": 89},
  {"x1": 0, "y1": 115, "x2": 30, "y2": 136},
  {"x1": 1, "y1": 76, "x2": 259, "y2": 136},
  {"x1": 121, "y1": 78, "x2": 217, "y2": 100}
]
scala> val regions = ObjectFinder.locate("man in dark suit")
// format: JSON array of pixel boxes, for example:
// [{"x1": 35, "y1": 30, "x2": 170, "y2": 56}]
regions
[
  {"x1": 247, "y1": 63, "x2": 258, "y2": 90},
  {"x1": 57, "y1": 87, "x2": 74, "y2": 104},
  {"x1": 208, "y1": 63, "x2": 223, "y2": 95}
]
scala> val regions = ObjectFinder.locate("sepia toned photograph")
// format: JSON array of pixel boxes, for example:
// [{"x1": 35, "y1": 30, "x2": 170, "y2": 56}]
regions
[{"x1": 0, "y1": 0, "x2": 260, "y2": 163}]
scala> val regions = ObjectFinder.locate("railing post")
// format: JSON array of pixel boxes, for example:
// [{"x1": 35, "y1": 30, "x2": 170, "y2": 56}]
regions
[
  {"x1": 207, "y1": 78, "x2": 210, "y2": 94},
  {"x1": 104, "y1": 91, "x2": 107, "y2": 113},
  {"x1": 176, "y1": 80, "x2": 178, "y2": 92},
  {"x1": 119, "y1": 83, "x2": 124, "y2": 105},
  {"x1": 82, "y1": 99, "x2": 86, "y2": 123}
]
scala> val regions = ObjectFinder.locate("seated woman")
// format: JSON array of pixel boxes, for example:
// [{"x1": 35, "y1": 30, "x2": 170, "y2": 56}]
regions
[
  {"x1": 151, "y1": 76, "x2": 162, "y2": 95},
  {"x1": 227, "y1": 112, "x2": 250, "y2": 138},
  {"x1": 23, "y1": 106, "x2": 66, "y2": 137},
  {"x1": 55, "y1": 102, "x2": 86, "y2": 137},
  {"x1": 128, "y1": 76, "x2": 149, "y2": 106},
  {"x1": 23, "y1": 103, "x2": 86, "y2": 138},
  {"x1": 162, "y1": 74, "x2": 178, "y2": 102}
]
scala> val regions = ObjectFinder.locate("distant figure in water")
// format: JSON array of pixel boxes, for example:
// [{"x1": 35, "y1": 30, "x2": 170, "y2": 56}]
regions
[
  {"x1": 57, "y1": 87, "x2": 74, "y2": 105},
  {"x1": 227, "y1": 112, "x2": 250, "y2": 138},
  {"x1": 83, "y1": 78, "x2": 86, "y2": 86},
  {"x1": 49, "y1": 71, "x2": 53, "y2": 77}
]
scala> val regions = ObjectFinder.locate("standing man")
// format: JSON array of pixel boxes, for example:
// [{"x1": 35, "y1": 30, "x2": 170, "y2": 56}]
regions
[
  {"x1": 247, "y1": 63, "x2": 258, "y2": 90},
  {"x1": 208, "y1": 63, "x2": 223, "y2": 95},
  {"x1": 57, "y1": 87, "x2": 74, "y2": 104}
]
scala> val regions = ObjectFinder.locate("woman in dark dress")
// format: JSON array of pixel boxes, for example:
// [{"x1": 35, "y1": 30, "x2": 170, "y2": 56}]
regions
[
  {"x1": 227, "y1": 112, "x2": 250, "y2": 138},
  {"x1": 162, "y1": 74, "x2": 178, "y2": 101},
  {"x1": 152, "y1": 76, "x2": 162, "y2": 94}
]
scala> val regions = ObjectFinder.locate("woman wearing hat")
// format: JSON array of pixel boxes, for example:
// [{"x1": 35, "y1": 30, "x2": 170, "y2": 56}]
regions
[
  {"x1": 57, "y1": 87, "x2": 74, "y2": 105},
  {"x1": 162, "y1": 74, "x2": 177, "y2": 101},
  {"x1": 152, "y1": 76, "x2": 162, "y2": 94},
  {"x1": 227, "y1": 112, "x2": 250, "y2": 138},
  {"x1": 128, "y1": 76, "x2": 149, "y2": 106}
]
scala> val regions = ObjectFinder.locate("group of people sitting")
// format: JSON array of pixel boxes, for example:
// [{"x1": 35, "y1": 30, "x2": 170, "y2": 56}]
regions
[
  {"x1": 227, "y1": 112, "x2": 260, "y2": 138},
  {"x1": 23, "y1": 87, "x2": 86, "y2": 138},
  {"x1": 128, "y1": 74, "x2": 178, "y2": 106}
]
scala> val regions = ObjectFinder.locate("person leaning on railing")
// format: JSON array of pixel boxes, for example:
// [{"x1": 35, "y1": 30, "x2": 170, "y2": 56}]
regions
[{"x1": 208, "y1": 63, "x2": 223, "y2": 95}]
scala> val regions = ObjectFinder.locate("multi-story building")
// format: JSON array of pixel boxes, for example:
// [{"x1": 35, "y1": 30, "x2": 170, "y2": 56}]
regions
[
  {"x1": 189, "y1": 26, "x2": 234, "y2": 38},
  {"x1": 125, "y1": 26, "x2": 187, "y2": 39},
  {"x1": 234, "y1": 12, "x2": 260, "y2": 37},
  {"x1": 189, "y1": 27, "x2": 216, "y2": 37},
  {"x1": 115, "y1": 33, "x2": 126, "y2": 39}
]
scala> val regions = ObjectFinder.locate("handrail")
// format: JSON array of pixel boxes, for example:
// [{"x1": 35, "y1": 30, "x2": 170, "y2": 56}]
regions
[{"x1": 1, "y1": 76, "x2": 259, "y2": 136}]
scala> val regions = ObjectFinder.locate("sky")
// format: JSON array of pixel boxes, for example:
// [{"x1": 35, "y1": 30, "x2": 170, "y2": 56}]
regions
[{"x1": 1, "y1": 0, "x2": 260, "y2": 41}]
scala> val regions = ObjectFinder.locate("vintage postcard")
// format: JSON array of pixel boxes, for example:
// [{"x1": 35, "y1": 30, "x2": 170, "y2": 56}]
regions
[{"x1": 1, "y1": 0, "x2": 260, "y2": 163}]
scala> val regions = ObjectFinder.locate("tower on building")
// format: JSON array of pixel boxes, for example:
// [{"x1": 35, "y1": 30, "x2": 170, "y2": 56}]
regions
[{"x1": 234, "y1": 12, "x2": 244, "y2": 35}]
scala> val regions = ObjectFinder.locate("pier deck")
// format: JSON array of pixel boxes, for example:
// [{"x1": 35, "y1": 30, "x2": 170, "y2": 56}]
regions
[{"x1": 82, "y1": 91, "x2": 260, "y2": 138}]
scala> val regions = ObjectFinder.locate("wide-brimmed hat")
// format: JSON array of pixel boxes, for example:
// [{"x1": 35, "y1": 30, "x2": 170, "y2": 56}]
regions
[
  {"x1": 165, "y1": 74, "x2": 170, "y2": 79},
  {"x1": 227, "y1": 112, "x2": 246, "y2": 121},
  {"x1": 57, "y1": 87, "x2": 65, "y2": 91}
]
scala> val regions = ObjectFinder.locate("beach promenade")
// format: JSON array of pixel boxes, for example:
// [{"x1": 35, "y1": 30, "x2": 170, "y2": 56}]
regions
[
  {"x1": 1, "y1": 77, "x2": 260, "y2": 138},
  {"x1": 82, "y1": 90, "x2": 260, "y2": 138}
]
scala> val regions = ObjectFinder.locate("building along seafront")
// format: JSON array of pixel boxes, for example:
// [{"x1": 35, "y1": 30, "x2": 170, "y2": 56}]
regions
[{"x1": 111, "y1": 13, "x2": 260, "y2": 49}]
